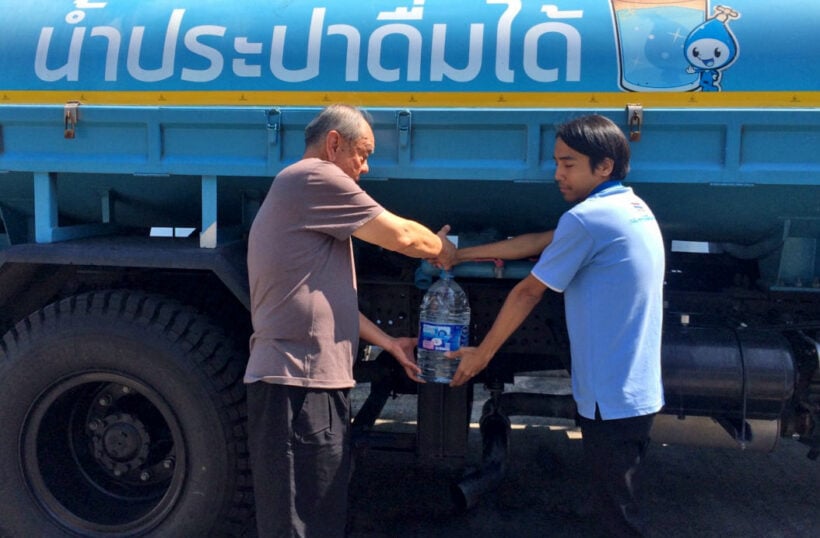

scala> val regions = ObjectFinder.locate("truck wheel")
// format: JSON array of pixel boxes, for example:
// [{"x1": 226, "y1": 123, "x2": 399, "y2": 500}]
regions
[{"x1": 0, "y1": 291, "x2": 252, "y2": 537}]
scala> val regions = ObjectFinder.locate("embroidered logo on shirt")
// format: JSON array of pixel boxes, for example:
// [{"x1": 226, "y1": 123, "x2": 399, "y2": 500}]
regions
[{"x1": 629, "y1": 201, "x2": 655, "y2": 223}]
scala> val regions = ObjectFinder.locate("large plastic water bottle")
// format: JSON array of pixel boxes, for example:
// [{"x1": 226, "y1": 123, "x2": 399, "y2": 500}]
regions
[{"x1": 417, "y1": 270, "x2": 471, "y2": 383}]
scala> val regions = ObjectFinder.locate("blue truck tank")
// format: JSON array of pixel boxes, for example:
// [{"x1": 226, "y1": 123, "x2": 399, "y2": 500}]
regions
[{"x1": 0, "y1": 1, "x2": 818, "y2": 535}]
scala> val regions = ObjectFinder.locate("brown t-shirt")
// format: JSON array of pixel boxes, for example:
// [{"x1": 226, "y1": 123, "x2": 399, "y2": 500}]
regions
[{"x1": 244, "y1": 158, "x2": 384, "y2": 388}]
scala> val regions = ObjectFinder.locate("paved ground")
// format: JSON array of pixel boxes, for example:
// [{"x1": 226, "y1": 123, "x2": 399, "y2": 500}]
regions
[{"x1": 347, "y1": 377, "x2": 819, "y2": 538}]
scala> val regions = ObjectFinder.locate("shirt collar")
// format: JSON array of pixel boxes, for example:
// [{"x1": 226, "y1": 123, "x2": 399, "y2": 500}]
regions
[{"x1": 588, "y1": 180, "x2": 623, "y2": 197}]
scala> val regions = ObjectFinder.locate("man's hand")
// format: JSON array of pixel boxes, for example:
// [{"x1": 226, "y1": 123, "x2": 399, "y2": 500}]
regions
[
  {"x1": 384, "y1": 336, "x2": 425, "y2": 383},
  {"x1": 445, "y1": 275, "x2": 546, "y2": 387},
  {"x1": 446, "y1": 346, "x2": 493, "y2": 387},
  {"x1": 359, "y1": 313, "x2": 424, "y2": 383},
  {"x1": 427, "y1": 225, "x2": 457, "y2": 270}
]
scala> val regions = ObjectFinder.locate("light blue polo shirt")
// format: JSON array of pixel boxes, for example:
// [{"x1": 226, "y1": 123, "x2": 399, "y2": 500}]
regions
[{"x1": 531, "y1": 182, "x2": 665, "y2": 420}]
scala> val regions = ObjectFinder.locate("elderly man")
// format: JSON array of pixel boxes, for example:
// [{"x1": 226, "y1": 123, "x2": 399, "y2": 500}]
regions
[{"x1": 245, "y1": 104, "x2": 455, "y2": 537}]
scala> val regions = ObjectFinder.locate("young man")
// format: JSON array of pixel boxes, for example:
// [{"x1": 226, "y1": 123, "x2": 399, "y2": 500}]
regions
[
  {"x1": 245, "y1": 104, "x2": 454, "y2": 537},
  {"x1": 447, "y1": 114, "x2": 665, "y2": 537}
]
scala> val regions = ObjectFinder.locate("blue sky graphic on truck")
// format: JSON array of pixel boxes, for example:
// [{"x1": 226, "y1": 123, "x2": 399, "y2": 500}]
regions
[{"x1": 612, "y1": 2, "x2": 741, "y2": 92}]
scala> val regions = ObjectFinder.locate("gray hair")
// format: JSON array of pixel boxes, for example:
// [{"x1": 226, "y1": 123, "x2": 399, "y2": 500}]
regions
[{"x1": 304, "y1": 104, "x2": 373, "y2": 148}]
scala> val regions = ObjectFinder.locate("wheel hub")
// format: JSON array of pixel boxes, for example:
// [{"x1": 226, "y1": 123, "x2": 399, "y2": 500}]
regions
[{"x1": 91, "y1": 412, "x2": 150, "y2": 477}]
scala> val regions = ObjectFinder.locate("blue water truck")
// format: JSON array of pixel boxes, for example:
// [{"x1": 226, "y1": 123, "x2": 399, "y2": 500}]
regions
[{"x1": 0, "y1": 1, "x2": 818, "y2": 535}]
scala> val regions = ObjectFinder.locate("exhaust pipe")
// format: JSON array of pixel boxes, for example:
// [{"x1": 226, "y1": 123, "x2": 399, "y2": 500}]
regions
[
  {"x1": 451, "y1": 410, "x2": 509, "y2": 511},
  {"x1": 452, "y1": 391, "x2": 577, "y2": 511}
]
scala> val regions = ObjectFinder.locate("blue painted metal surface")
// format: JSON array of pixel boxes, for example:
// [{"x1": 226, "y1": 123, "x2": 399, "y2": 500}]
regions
[
  {"x1": 0, "y1": 0, "x2": 817, "y2": 287},
  {"x1": 1, "y1": 106, "x2": 818, "y2": 183}
]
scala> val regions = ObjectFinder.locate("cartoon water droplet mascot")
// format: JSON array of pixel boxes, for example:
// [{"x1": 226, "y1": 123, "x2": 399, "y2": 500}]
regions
[{"x1": 684, "y1": 5, "x2": 740, "y2": 91}]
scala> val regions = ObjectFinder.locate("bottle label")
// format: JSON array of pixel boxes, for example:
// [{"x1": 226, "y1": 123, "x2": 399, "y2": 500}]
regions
[{"x1": 418, "y1": 322, "x2": 466, "y2": 352}]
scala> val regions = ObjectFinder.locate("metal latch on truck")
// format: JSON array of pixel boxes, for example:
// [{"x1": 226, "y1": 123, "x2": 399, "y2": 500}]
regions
[{"x1": 64, "y1": 101, "x2": 80, "y2": 139}]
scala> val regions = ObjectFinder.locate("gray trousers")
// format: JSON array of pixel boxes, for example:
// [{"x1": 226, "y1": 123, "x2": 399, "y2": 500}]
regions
[{"x1": 247, "y1": 382, "x2": 351, "y2": 538}]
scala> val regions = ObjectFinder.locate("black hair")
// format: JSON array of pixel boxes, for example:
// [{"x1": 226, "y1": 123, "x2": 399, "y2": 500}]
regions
[
  {"x1": 304, "y1": 104, "x2": 374, "y2": 148},
  {"x1": 556, "y1": 115, "x2": 631, "y2": 180}
]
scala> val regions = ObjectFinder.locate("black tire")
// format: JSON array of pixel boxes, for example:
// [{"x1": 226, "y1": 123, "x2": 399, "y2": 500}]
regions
[{"x1": 0, "y1": 291, "x2": 252, "y2": 537}]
